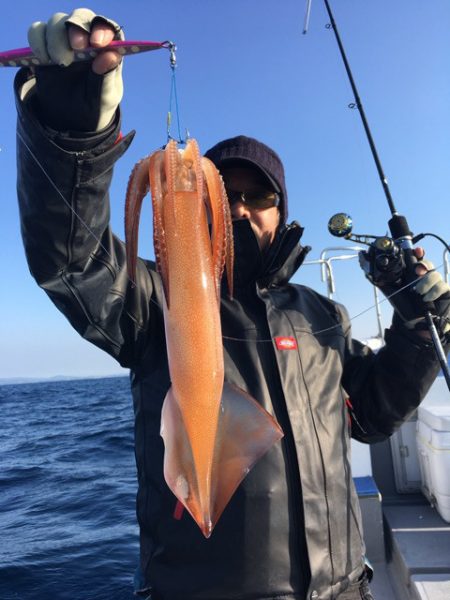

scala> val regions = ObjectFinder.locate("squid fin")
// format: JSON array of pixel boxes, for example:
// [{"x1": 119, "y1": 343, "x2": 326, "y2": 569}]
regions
[{"x1": 161, "y1": 383, "x2": 283, "y2": 538}]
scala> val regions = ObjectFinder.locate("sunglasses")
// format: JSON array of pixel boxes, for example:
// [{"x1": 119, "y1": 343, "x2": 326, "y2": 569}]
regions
[{"x1": 226, "y1": 189, "x2": 280, "y2": 209}]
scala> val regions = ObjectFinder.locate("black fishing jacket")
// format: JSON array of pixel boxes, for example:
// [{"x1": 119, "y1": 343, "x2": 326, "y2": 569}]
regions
[{"x1": 15, "y1": 70, "x2": 444, "y2": 600}]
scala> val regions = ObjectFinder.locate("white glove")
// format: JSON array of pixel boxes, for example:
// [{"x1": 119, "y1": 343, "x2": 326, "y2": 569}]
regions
[
  {"x1": 27, "y1": 8, "x2": 124, "y2": 131},
  {"x1": 405, "y1": 260, "x2": 450, "y2": 336}
]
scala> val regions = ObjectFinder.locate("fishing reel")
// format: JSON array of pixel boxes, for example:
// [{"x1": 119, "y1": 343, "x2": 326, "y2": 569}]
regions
[
  {"x1": 328, "y1": 212, "x2": 407, "y2": 287},
  {"x1": 328, "y1": 212, "x2": 437, "y2": 333}
]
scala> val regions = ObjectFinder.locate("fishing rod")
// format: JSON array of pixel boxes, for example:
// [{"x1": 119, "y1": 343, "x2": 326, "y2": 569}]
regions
[
  {"x1": 307, "y1": 0, "x2": 450, "y2": 389},
  {"x1": 0, "y1": 40, "x2": 173, "y2": 67}
]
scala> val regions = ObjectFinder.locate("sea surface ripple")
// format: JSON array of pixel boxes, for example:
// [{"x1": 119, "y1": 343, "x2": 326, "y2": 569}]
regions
[{"x1": 0, "y1": 376, "x2": 138, "y2": 600}]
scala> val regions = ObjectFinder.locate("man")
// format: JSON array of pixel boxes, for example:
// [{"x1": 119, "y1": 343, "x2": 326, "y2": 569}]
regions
[{"x1": 15, "y1": 9, "x2": 450, "y2": 600}]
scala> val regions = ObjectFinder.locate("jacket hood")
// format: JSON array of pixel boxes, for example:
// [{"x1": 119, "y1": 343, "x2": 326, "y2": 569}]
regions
[{"x1": 229, "y1": 219, "x2": 311, "y2": 291}]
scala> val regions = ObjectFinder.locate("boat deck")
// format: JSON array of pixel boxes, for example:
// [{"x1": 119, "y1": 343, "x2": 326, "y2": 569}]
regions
[
  {"x1": 359, "y1": 491, "x2": 450, "y2": 599},
  {"x1": 363, "y1": 376, "x2": 450, "y2": 599},
  {"x1": 382, "y1": 502, "x2": 450, "y2": 599}
]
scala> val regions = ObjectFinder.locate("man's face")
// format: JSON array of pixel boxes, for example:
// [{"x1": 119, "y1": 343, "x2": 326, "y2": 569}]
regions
[{"x1": 220, "y1": 165, "x2": 281, "y2": 252}]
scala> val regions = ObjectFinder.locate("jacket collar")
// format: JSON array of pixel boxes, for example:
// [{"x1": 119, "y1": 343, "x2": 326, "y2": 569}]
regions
[{"x1": 230, "y1": 219, "x2": 311, "y2": 290}]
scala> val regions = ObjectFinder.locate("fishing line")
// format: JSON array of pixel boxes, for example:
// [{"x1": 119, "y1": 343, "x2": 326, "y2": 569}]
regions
[
  {"x1": 18, "y1": 128, "x2": 446, "y2": 344},
  {"x1": 17, "y1": 131, "x2": 118, "y2": 266},
  {"x1": 16, "y1": 129, "x2": 156, "y2": 300},
  {"x1": 166, "y1": 43, "x2": 186, "y2": 144},
  {"x1": 222, "y1": 264, "x2": 446, "y2": 342}
]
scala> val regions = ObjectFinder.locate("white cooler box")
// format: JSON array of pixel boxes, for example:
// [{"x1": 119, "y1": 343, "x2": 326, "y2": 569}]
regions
[{"x1": 416, "y1": 404, "x2": 450, "y2": 522}]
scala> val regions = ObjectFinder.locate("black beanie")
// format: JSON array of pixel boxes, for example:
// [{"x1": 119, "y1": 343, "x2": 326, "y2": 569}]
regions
[{"x1": 205, "y1": 135, "x2": 288, "y2": 224}]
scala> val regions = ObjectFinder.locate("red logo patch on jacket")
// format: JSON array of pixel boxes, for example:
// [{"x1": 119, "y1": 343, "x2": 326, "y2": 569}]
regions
[{"x1": 274, "y1": 336, "x2": 298, "y2": 350}]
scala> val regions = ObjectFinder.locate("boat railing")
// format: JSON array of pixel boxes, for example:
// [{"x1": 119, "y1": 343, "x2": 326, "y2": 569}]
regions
[{"x1": 303, "y1": 246, "x2": 384, "y2": 340}]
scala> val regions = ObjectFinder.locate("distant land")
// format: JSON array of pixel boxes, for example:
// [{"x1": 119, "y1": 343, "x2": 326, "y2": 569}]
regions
[{"x1": 0, "y1": 373, "x2": 128, "y2": 386}]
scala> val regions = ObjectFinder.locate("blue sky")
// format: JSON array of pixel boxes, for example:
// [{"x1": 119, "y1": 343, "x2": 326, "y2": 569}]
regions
[{"x1": 1, "y1": 0, "x2": 449, "y2": 378}]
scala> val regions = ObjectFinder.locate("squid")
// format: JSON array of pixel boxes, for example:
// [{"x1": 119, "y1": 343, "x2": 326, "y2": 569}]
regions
[{"x1": 125, "y1": 139, "x2": 283, "y2": 538}]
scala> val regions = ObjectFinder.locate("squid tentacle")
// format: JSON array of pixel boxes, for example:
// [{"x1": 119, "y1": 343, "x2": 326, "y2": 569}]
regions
[
  {"x1": 201, "y1": 157, "x2": 233, "y2": 301},
  {"x1": 124, "y1": 156, "x2": 151, "y2": 285},
  {"x1": 221, "y1": 169, "x2": 234, "y2": 299},
  {"x1": 149, "y1": 151, "x2": 170, "y2": 307}
]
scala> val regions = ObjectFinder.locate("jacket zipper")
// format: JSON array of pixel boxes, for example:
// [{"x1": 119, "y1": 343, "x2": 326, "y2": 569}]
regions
[
  {"x1": 258, "y1": 293, "x2": 310, "y2": 587},
  {"x1": 283, "y1": 312, "x2": 336, "y2": 587}
]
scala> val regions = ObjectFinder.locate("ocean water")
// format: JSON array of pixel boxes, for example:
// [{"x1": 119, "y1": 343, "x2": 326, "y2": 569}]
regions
[{"x1": 0, "y1": 376, "x2": 138, "y2": 600}]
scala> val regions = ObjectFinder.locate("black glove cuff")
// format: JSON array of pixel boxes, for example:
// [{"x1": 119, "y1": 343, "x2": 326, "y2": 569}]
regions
[{"x1": 34, "y1": 62, "x2": 107, "y2": 132}]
